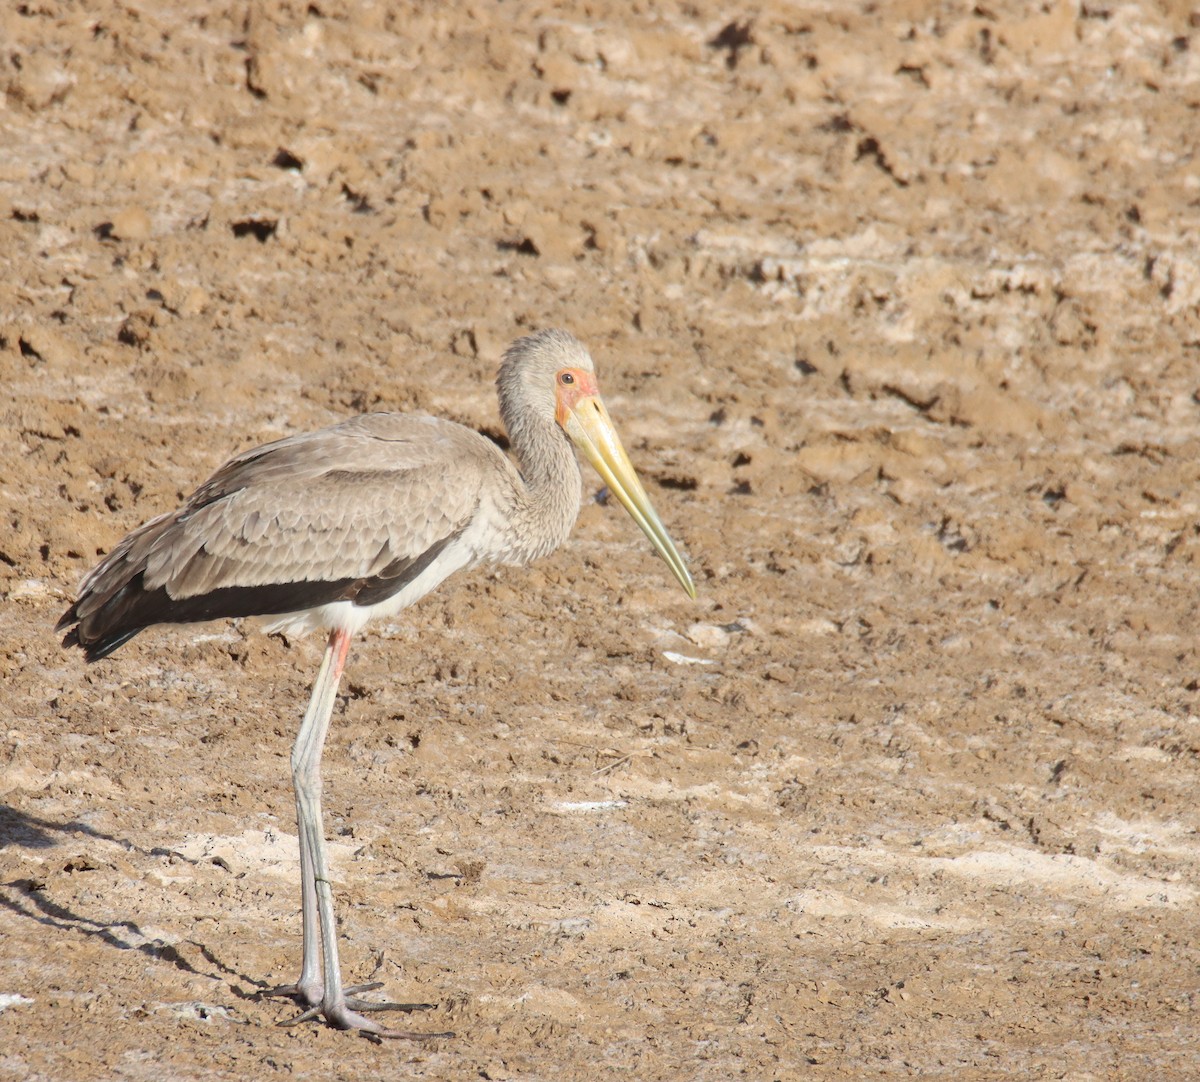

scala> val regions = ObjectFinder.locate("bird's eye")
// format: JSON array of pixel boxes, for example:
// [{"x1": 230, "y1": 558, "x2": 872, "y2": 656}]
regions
[{"x1": 559, "y1": 372, "x2": 575, "y2": 385}]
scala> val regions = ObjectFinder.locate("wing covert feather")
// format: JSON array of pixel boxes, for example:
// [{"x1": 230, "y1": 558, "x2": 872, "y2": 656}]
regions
[{"x1": 143, "y1": 413, "x2": 507, "y2": 599}]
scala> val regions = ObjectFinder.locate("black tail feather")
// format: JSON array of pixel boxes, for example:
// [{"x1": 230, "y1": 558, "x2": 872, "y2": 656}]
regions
[
  {"x1": 60, "y1": 622, "x2": 146, "y2": 663},
  {"x1": 58, "y1": 575, "x2": 360, "y2": 663},
  {"x1": 57, "y1": 585, "x2": 150, "y2": 663},
  {"x1": 57, "y1": 526, "x2": 469, "y2": 662}
]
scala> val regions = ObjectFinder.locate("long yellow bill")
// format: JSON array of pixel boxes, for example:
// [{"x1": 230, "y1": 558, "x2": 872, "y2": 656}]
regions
[{"x1": 563, "y1": 394, "x2": 696, "y2": 599}]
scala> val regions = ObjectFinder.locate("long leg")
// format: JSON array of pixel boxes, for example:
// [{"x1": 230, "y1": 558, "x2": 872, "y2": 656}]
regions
[
  {"x1": 265, "y1": 628, "x2": 342, "y2": 1006},
  {"x1": 270, "y1": 627, "x2": 444, "y2": 1038}
]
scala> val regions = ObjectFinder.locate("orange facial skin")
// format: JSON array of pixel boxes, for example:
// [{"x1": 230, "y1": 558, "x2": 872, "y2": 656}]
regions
[{"x1": 554, "y1": 368, "x2": 601, "y2": 427}]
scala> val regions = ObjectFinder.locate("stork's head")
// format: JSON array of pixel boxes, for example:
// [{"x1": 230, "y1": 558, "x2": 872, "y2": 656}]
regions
[{"x1": 498, "y1": 329, "x2": 696, "y2": 599}]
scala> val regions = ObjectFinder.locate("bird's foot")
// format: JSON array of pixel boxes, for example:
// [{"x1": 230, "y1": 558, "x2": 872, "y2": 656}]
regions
[
  {"x1": 265, "y1": 980, "x2": 449, "y2": 1038},
  {"x1": 284, "y1": 997, "x2": 453, "y2": 1040},
  {"x1": 260, "y1": 979, "x2": 322, "y2": 1008}
]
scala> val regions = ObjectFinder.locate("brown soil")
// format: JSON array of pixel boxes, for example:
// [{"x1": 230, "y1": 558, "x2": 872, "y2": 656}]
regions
[{"x1": 3, "y1": 2, "x2": 1200, "y2": 1079}]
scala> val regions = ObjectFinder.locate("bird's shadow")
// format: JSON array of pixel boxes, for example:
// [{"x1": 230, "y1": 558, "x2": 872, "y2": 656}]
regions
[
  {"x1": 0, "y1": 804, "x2": 271, "y2": 1001},
  {"x1": 1, "y1": 803, "x2": 137, "y2": 851}
]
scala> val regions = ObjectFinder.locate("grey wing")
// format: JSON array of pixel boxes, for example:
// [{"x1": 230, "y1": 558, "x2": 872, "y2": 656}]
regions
[
  {"x1": 58, "y1": 413, "x2": 512, "y2": 660},
  {"x1": 146, "y1": 413, "x2": 496, "y2": 600}
]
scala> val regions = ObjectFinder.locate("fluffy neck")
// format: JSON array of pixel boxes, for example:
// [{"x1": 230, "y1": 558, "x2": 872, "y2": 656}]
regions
[{"x1": 498, "y1": 379, "x2": 583, "y2": 564}]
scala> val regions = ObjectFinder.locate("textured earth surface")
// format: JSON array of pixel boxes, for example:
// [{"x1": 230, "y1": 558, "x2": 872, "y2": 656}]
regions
[{"x1": 3, "y1": 2, "x2": 1200, "y2": 1079}]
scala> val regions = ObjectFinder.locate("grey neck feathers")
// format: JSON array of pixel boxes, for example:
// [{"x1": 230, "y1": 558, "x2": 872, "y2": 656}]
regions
[{"x1": 498, "y1": 377, "x2": 583, "y2": 562}]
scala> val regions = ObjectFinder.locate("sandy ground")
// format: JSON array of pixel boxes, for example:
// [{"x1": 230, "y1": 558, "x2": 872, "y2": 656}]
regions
[{"x1": 3, "y1": 1, "x2": 1200, "y2": 1078}]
